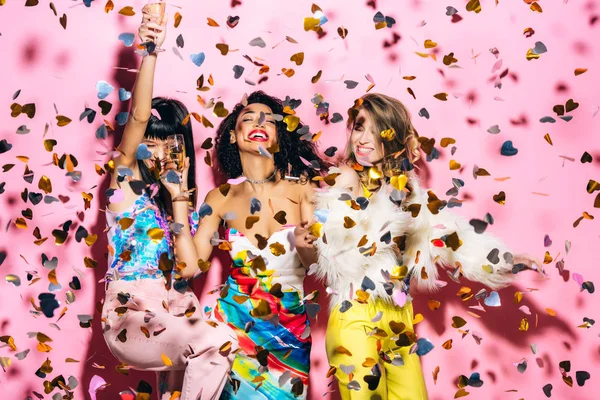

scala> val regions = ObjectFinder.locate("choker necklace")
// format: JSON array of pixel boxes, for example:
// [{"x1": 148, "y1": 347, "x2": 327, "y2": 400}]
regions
[{"x1": 243, "y1": 170, "x2": 277, "y2": 184}]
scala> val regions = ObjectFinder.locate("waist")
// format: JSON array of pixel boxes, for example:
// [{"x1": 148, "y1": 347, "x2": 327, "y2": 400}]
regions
[{"x1": 228, "y1": 267, "x2": 304, "y2": 296}]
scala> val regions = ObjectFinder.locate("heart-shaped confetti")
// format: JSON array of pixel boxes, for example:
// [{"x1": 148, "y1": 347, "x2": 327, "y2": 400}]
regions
[
  {"x1": 96, "y1": 81, "x2": 114, "y2": 99},
  {"x1": 484, "y1": 291, "x2": 501, "y2": 307},
  {"x1": 249, "y1": 37, "x2": 266, "y2": 47},
  {"x1": 0, "y1": 139, "x2": 13, "y2": 153},
  {"x1": 136, "y1": 144, "x2": 152, "y2": 160},
  {"x1": 118, "y1": 33, "x2": 135, "y2": 47},
  {"x1": 227, "y1": 15, "x2": 240, "y2": 28},
  {"x1": 415, "y1": 338, "x2": 434, "y2": 356},
  {"x1": 190, "y1": 52, "x2": 206, "y2": 67},
  {"x1": 118, "y1": 88, "x2": 131, "y2": 101},
  {"x1": 575, "y1": 371, "x2": 590, "y2": 386},
  {"x1": 115, "y1": 112, "x2": 128, "y2": 125},
  {"x1": 532, "y1": 41, "x2": 547, "y2": 54},
  {"x1": 501, "y1": 140, "x2": 518, "y2": 156}
]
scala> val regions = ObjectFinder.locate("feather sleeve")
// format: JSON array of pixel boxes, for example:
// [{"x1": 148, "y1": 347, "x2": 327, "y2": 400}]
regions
[
  {"x1": 314, "y1": 185, "x2": 412, "y2": 310},
  {"x1": 403, "y1": 177, "x2": 516, "y2": 291}
]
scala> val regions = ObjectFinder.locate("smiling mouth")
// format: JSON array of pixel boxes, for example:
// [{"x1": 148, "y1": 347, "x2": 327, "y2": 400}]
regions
[
  {"x1": 355, "y1": 145, "x2": 374, "y2": 155},
  {"x1": 248, "y1": 129, "x2": 269, "y2": 142}
]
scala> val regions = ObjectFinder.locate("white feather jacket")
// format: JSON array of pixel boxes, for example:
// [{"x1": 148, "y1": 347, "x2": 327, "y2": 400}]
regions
[{"x1": 314, "y1": 174, "x2": 515, "y2": 310}]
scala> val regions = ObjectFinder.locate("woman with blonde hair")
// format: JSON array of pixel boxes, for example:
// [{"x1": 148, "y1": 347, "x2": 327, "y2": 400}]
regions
[{"x1": 313, "y1": 93, "x2": 542, "y2": 399}]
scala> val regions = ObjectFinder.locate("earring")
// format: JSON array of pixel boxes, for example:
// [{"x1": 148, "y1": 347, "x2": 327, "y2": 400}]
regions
[{"x1": 229, "y1": 130, "x2": 236, "y2": 144}]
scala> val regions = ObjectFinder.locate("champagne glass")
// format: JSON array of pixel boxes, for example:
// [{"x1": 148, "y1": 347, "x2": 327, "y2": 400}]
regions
[
  {"x1": 146, "y1": 0, "x2": 166, "y2": 53},
  {"x1": 167, "y1": 134, "x2": 186, "y2": 172}
]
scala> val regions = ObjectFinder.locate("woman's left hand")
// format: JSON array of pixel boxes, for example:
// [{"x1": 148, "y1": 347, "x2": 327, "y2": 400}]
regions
[
  {"x1": 513, "y1": 253, "x2": 546, "y2": 276},
  {"x1": 160, "y1": 156, "x2": 190, "y2": 200},
  {"x1": 294, "y1": 221, "x2": 318, "y2": 251}
]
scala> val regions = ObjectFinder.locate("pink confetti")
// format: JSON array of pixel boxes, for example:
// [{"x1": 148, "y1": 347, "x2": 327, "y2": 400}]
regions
[
  {"x1": 573, "y1": 273, "x2": 584, "y2": 286},
  {"x1": 88, "y1": 375, "x2": 108, "y2": 400}
]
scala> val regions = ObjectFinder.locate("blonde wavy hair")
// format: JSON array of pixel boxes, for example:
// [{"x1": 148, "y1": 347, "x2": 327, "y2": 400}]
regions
[{"x1": 345, "y1": 93, "x2": 421, "y2": 167}]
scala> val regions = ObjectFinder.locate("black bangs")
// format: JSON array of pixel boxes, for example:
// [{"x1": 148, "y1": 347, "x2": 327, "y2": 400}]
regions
[
  {"x1": 145, "y1": 97, "x2": 190, "y2": 140},
  {"x1": 137, "y1": 97, "x2": 198, "y2": 208}
]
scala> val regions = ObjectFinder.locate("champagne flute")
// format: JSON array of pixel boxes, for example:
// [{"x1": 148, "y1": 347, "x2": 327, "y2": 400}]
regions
[
  {"x1": 167, "y1": 134, "x2": 185, "y2": 172},
  {"x1": 146, "y1": 0, "x2": 166, "y2": 53}
]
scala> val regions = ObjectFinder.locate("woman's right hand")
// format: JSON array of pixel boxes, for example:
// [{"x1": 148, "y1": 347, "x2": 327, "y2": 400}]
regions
[{"x1": 139, "y1": 5, "x2": 167, "y2": 48}]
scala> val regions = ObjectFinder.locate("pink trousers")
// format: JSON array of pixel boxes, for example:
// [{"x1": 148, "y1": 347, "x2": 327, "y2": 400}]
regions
[{"x1": 102, "y1": 278, "x2": 237, "y2": 400}]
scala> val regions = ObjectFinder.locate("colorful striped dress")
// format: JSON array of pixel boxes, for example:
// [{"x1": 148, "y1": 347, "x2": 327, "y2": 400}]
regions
[{"x1": 215, "y1": 225, "x2": 312, "y2": 399}]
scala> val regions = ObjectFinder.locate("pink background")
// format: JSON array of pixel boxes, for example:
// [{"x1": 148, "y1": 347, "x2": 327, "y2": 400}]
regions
[{"x1": 1, "y1": 0, "x2": 599, "y2": 399}]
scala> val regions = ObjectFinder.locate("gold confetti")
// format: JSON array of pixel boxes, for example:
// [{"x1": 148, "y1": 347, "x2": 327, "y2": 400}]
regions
[
  {"x1": 530, "y1": 2, "x2": 542, "y2": 12},
  {"x1": 311, "y1": 70, "x2": 322, "y2": 83},
  {"x1": 215, "y1": 43, "x2": 229, "y2": 56},
  {"x1": 519, "y1": 317, "x2": 529, "y2": 331},
  {"x1": 213, "y1": 102, "x2": 229, "y2": 118},
  {"x1": 335, "y1": 346, "x2": 353, "y2": 356},
  {"x1": 442, "y1": 339, "x2": 453, "y2": 349},
  {"x1": 343, "y1": 216, "x2": 356, "y2": 229},
  {"x1": 380, "y1": 128, "x2": 396, "y2": 141},
  {"x1": 105, "y1": 0, "x2": 114, "y2": 13},
  {"x1": 161, "y1": 353, "x2": 173, "y2": 367},
  {"x1": 543, "y1": 133, "x2": 553, "y2": 145},
  {"x1": 282, "y1": 68, "x2": 295, "y2": 77},
  {"x1": 449, "y1": 160, "x2": 461, "y2": 170},
  {"x1": 118, "y1": 6, "x2": 135, "y2": 16},
  {"x1": 433, "y1": 93, "x2": 448, "y2": 101},
  {"x1": 465, "y1": 0, "x2": 481, "y2": 13},
  {"x1": 452, "y1": 316, "x2": 467, "y2": 328},
  {"x1": 84, "y1": 257, "x2": 97, "y2": 269},
  {"x1": 206, "y1": 17, "x2": 219, "y2": 27},
  {"x1": 44, "y1": 139, "x2": 57, "y2": 152},
  {"x1": 56, "y1": 115, "x2": 71, "y2": 127},
  {"x1": 574, "y1": 68, "x2": 588, "y2": 76},
  {"x1": 424, "y1": 39, "x2": 437, "y2": 48},
  {"x1": 428, "y1": 300, "x2": 441, "y2": 311},
  {"x1": 290, "y1": 52, "x2": 304, "y2": 66},
  {"x1": 390, "y1": 174, "x2": 407, "y2": 191},
  {"x1": 283, "y1": 115, "x2": 300, "y2": 131},
  {"x1": 546, "y1": 308, "x2": 557, "y2": 316},
  {"x1": 443, "y1": 52, "x2": 458, "y2": 66},
  {"x1": 413, "y1": 313, "x2": 424, "y2": 324},
  {"x1": 147, "y1": 228, "x2": 165, "y2": 242},
  {"x1": 433, "y1": 366, "x2": 440, "y2": 384},
  {"x1": 269, "y1": 242, "x2": 286, "y2": 256},
  {"x1": 118, "y1": 217, "x2": 134, "y2": 230},
  {"x1": 38, "y1": 176, "x2": 52, "y2": 194}
]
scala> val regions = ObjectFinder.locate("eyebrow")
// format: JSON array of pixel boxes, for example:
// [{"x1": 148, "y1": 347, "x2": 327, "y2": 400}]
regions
[{"x1": 241, "y1": 110, "x2": 274, "y2": 117}]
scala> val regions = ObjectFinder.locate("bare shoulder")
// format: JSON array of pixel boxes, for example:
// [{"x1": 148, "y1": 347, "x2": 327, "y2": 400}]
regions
[
  {"x1": 203, "y1": 186, "x2": 230, "y2": 213},
  {"x1": 333, "y1": 163, "x2": 360, "y2": 190}
]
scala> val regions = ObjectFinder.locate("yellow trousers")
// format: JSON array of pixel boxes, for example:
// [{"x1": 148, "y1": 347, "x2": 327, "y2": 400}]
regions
[{"x1": 326, "y1": 300, "x2": 428, "y2": 400}]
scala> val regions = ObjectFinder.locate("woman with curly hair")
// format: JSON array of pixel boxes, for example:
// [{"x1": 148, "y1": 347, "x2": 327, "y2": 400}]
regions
[
  {"x1": 167, "y1": 91, "x2": 328, "y2": 399},
  {"x1": 312, "y1": 93, "x2": 543, "y2": 399}
]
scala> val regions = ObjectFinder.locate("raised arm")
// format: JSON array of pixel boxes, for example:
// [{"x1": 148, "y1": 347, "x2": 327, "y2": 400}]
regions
[
  {"x1": 168, "y1": 186, "x2": 224, "y2": 279},
  {"x1": 113, "y1": 8, "x2": 166, "y2": 170}
]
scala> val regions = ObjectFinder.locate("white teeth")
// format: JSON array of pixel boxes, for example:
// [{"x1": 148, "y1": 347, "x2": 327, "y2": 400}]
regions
[
  {"x1": 357, "y1": 146, "x2": 373, "y2": 153},
  {"x1": 249, "y1": 132, "x2": 267, "y2": 139}
]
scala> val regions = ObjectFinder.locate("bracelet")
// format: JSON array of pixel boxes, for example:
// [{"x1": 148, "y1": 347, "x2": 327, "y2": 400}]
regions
[{"x1": 172, "y1": 192, "x2": 191, "y2": 202}]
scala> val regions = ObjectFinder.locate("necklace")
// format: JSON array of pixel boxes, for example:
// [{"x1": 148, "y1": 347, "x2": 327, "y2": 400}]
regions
[{"x1": 243, "y1": 170, "x2": 277, "y2": 184}]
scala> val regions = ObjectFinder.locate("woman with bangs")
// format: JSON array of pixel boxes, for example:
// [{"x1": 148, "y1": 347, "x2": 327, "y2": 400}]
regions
[{"x1": 101, "y1": 8, "x2": 237, "y2": 399}]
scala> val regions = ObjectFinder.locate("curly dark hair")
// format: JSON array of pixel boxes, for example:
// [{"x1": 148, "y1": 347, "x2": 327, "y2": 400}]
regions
[{"x1": 215, "y1": 91, "x2": 327, "y2": 180}]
